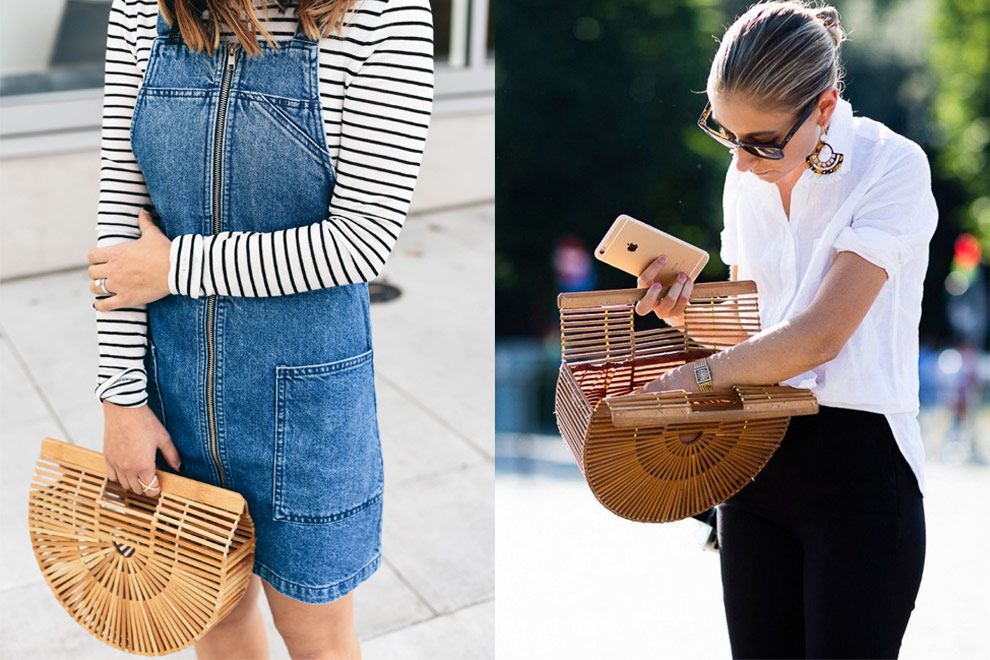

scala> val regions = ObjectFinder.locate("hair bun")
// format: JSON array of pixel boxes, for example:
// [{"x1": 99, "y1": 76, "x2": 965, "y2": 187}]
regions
[{"x1": 813, "y1": 6, "x2": 845, "y2": 49}]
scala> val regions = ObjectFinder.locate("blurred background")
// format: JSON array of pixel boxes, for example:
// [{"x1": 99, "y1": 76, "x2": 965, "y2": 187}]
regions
[
  {"x1": 495, "y1": 0, "x2": 989, "y2": 657},
  {"x1": 1, "y1": 1, "x2": 493, "y2": 658}
]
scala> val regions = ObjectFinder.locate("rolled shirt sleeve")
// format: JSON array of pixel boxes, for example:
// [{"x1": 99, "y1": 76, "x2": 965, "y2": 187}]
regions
[{"x1": 831, "y1": 142, "x2": 938, "y2": 280}]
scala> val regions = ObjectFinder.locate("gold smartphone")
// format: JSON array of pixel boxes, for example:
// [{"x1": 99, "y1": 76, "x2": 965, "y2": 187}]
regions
[{"x1": 594, "y1": 214, "x2": 709, "y2": 285}]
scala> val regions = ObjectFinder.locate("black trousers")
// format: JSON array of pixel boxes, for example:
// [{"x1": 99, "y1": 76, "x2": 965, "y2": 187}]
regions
[{"x1": 717, "y1": 405, "x2": 926, "y2": 659}]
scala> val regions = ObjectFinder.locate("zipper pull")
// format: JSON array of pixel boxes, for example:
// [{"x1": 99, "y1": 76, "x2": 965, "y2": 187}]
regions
[{"x1": 226, "y1": 43, "x2": 237, "y2": 69}]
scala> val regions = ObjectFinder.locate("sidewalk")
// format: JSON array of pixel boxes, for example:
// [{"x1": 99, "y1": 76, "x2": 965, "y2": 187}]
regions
[
  {"x1": 495, "y1": 423, "x2": 990, "y2": 660},
  {"x1": 0, "y1": 203, "x2": 494, "y2": 659}
]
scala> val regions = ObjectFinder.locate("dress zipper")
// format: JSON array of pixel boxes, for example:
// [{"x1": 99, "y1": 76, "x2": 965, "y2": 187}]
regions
[{"x1": 206, "y1": 42, "x2": 237, "y2": 488}]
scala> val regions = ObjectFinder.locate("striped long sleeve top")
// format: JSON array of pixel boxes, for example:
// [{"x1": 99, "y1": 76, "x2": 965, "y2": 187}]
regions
[{"x1": 94, "y1": 0, "x2": 435, "y2": 407}]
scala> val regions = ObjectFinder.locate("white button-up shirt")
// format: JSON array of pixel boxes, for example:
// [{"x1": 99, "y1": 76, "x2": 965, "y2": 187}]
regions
[{"x1": 719, "y1": 95, "x2": 939, "y2": 497}]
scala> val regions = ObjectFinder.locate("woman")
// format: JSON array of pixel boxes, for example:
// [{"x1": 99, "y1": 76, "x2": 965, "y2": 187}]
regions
[
  {"x1": 85, "y1": 0, "x2": 434, "y2": 657},
  {"x1": 635, "y1": 2, "x2": 935, "y2": 657}
]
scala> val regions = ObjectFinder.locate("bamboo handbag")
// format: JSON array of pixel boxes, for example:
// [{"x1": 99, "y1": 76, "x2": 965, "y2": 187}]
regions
[
  {"x1": 28, "y1": 436, "x2": 256, "y2": 656},
  {"x1": 554, "y1": 280, "x2": 820, "y2": 523}
]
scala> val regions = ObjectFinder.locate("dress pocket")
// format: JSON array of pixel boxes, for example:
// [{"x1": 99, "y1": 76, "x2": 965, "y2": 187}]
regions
[
  {"x1": 251, "y1": 92, "x2": 335, "y2": 178},
  {"x1": 272, "y1": 348, "x2": 383, "y2": 524}
]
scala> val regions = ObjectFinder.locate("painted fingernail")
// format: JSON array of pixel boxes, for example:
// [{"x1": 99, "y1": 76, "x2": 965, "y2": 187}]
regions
[
  {"x1": 142, "y1": 204, "x2": 161, "y2": 221},
  {"x1": 650, "y1": 282, "x2": 661, "y2": 292}
]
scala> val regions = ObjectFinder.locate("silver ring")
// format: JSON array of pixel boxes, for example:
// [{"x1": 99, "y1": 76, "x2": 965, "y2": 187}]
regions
[
  {"x1": 138, "y1": 474, "x2": 159, "y2": 494},
  {"x1": 97, "y1": 277, "x2": 114, "y2": 295}
]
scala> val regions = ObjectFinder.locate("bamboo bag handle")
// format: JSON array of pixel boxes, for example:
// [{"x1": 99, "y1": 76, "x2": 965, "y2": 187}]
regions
[
  {"x1": 557, "y1": 280, "x2": 759, "y2": 310},
  {"x1": 37, "y1": 436, "x2": 247, "y2": 514},
  {"x1": 606, "y1": 384, "x2": 820, "y2": 428}
]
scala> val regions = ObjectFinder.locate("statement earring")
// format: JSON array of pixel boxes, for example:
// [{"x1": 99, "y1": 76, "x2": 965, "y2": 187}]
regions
[{"x1": 806, "y1": 126, "x2": 844, "y2": 175}]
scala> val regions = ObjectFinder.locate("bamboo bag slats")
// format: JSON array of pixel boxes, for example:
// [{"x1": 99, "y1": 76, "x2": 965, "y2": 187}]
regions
[
  {"x1": 554, "y1": 281, "x2": 820, "y2": 523},
  {"x1": 28, "y1": 437, "x2": 256, "y2": 656}
]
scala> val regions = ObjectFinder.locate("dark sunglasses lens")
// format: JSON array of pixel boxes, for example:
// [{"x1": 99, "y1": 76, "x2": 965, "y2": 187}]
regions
[
  {"x1": 715, "y1": 135, "x2": 738, "y2": 150},
  {"x1": 745, "y1": 144, "x2": 784, "y2": 159},
  {"x1": 702, "y1": 125, "x2": 737, "y2": 150}
]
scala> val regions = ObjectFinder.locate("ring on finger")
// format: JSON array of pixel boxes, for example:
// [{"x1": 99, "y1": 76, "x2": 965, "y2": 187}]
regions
[
  {"x1": 96, "y1": 277, "x2": 115, "y2": 296},
  {"x1": 137, "y1": 474, "x2": 159, "y2": 493}
]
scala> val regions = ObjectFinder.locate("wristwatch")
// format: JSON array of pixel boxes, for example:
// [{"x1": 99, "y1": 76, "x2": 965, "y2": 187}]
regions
[{"x1": 693, "y1": 357, "x2": 714, "y2": 392}]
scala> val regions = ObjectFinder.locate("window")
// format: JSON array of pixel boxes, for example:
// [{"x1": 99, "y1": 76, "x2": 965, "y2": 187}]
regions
[
  {"x1": 432, "y1": 0, "x2": 495, "y2": 110},
  {"x1": 0, "y1": 1, "x2": 110, "y2": 97},
  {"x1": 0, "y1": 0, "x2": 493, "y2": 156}
]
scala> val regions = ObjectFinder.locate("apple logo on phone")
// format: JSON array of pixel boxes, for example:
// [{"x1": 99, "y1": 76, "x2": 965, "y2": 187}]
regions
[{"x1": 626, "y1": 242, "x2": 638, "y2": 252}]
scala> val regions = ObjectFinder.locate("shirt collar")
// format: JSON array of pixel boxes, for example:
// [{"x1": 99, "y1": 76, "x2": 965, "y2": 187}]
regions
[{"x1": 805, "y1": 94, "x2": 854, "y2": 185}]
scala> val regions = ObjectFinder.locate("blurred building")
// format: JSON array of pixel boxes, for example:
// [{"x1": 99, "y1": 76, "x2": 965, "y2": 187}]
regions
[{"x1": 0, "y1": 0, "x2": 494, "y2": 280}]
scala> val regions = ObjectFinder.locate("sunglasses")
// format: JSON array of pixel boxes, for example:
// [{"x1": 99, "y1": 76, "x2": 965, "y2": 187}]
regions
[{"x1": 697, "y1": 97, "x2": 818, "y2": 160}]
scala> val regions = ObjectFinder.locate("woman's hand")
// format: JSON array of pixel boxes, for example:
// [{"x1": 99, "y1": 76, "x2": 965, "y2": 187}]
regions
[
  {"x1": 88, "y1": 207, "x2": 172, "y2": 311},
  {"x1": 102, "y1": 401, "x2": 182, "y2": 497},
  {"x1": 634, "y1": 254, "x2": 695, "y2": 327},
  {"x1": 637, "y1": 363, "x2": 699, "y2": 395}
]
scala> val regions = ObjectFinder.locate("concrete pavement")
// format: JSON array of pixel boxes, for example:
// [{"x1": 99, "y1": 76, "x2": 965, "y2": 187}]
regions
[
  {"x1": 0, "y1": 203, "x2": 494, "y2": 659},
  {"x1": 495, "y1": 414, "x2": 990, "y2": 660}
]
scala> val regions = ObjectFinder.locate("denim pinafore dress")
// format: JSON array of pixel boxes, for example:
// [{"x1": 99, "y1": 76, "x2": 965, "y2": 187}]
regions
[{"x1": 132, "y1": 11, "x2": 384, "y2": 604}]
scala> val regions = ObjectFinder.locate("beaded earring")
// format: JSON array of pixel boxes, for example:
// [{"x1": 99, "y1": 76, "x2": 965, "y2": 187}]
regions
[{"x1": 806, "y1": 125, "x2": 844, "y2": 175}]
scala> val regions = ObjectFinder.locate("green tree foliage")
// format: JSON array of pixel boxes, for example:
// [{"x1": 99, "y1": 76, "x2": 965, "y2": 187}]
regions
[
  {"x1": 495, "y1": 0, "x2": 729, "y2": 335},
  {"x1": 495, "y1": 0, "x2": 977, "y2": 343},
  {"x1": 930, "y1": 0, "x2": 990, "y2": 253}
]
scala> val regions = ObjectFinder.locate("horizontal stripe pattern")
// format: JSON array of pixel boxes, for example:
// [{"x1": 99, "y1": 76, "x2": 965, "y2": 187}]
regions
[{"x1": 95, "y1": 0, "x2": 434, "y2": 406}]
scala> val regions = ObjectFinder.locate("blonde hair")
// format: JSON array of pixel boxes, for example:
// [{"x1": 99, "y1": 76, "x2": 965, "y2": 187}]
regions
[
  {"x1": 160, "y1": 0, "x2": 360, "y2": 58},
  {"x1": 706, "y1": 1, "x2": 848, "y2": 115}
]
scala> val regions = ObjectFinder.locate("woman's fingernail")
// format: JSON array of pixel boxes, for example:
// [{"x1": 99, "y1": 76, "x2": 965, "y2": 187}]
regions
[
  {"x1": 142, "y1": 204, "x2": 161, "y2": 221},
  {"x1": 650, "y1": 282, "x2": 661, "y2": 292}
]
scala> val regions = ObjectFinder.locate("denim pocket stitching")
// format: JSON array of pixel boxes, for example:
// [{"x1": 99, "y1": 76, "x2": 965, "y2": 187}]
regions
[
  {"x1": 138, "y1": 88, "x2": 212, "y2": 97},
  {"x1": 148, "y1": 343, "x2": 168, "y2": 429},
  {"x1": 276, "y1": 348, "x2": 373, "y2": 379},
  {"x1": 272, "y1": 348, "x2": 381, "y2": 525},
  {"x1": 247, "y1": 91, "x2": 335, "y2": 178}
]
